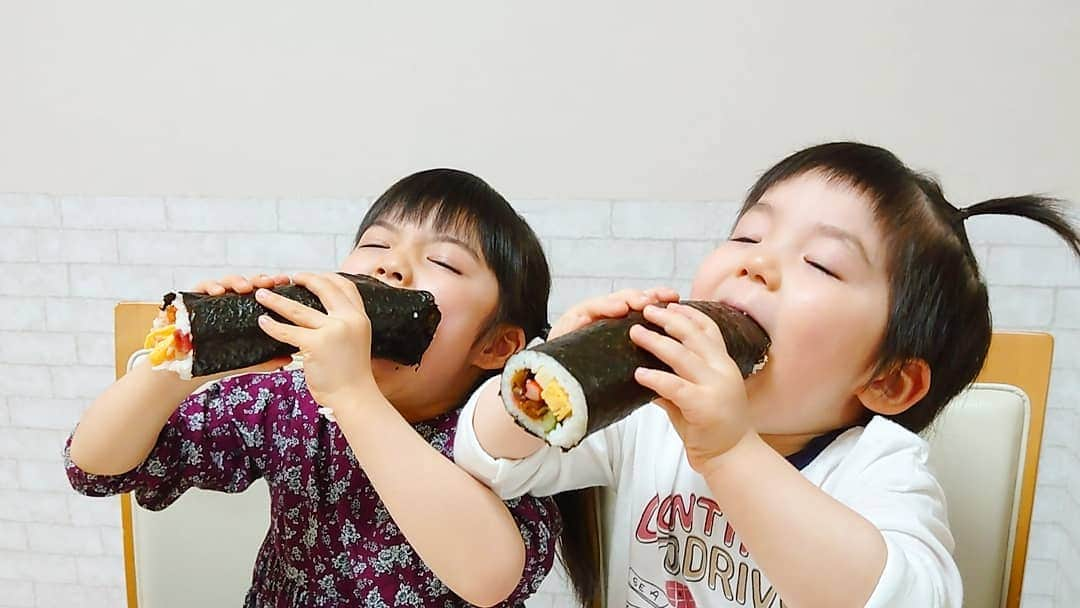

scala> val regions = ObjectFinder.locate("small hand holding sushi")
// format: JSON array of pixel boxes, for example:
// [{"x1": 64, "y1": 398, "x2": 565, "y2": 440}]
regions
[
  {"x1": 630, "y1": 302, "x2": 753, "y2": 475},
  {"x1": 193, "y1": 273, "x2": 291, "y2": 296},
  {"x1": 255, "y1": 272, "x2": 379, "y2": 410},
  {"x1": 549, "y1": 287, "x2": 681, "y2": 339}
]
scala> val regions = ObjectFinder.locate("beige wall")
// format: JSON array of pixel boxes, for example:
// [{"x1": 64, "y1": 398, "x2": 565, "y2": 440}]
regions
[{"x1": 1, "y1": 1, "x2": 1078, "y2": 202}]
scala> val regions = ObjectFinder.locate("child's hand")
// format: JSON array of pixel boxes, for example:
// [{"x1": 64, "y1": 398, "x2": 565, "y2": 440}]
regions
[
  {"x1": 192, "y1": 273, "x2": 290, "y2": 296},
  {"x1": 630, "y1": 302, "x2": 753, "y2": 475},
  {"x1": 253, "y1": 272, "x2": 377, "y2": 409},
  {"x1": 549, "y1": 287, "x2": 680, "y2": 340}
]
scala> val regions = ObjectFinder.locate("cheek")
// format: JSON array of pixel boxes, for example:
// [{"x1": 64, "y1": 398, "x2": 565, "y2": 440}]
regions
[
  {"x1": 420, "y1": 276, "x2": 496, "y2": 348},
  {"x1": 690, "y1": 249, "x2": 734, "y2": 299},
  {"x1": 777, "y1": 287, "x2": 887, "y2": 381},
  {"x1": 338, "y1": 249, "x2": 365, "y2": 274}
]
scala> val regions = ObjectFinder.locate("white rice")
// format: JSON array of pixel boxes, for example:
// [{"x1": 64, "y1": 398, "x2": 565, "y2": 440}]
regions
[
  {"x1": 501, "y1": 350, "x2": 589, "y2": 449},
  {"x1": 151, "y1": 292, "x2": 194, "y2": 380},
  {"x1": 752, "y1": 354, "x2": 768, "y2": 375}
]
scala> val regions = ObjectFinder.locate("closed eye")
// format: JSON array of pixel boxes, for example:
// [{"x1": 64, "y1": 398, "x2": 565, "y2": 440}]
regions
[
  {"x1": 429, "y1": 259, "x2": 461, "y2": 275},
  {"x1": 805, "y1": 258, "x2": 839, "y2": 279},
  {"x1": 357, "y1": 243, "x2": 389, "y2": 249},
  {"x1": 730, "y1": 236, "x2": 759, "y2": 244}
]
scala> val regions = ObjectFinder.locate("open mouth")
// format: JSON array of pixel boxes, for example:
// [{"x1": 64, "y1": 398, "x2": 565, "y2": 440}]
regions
[{"x1": 719, "y1": 299, "x2": 764, "y2": 330}]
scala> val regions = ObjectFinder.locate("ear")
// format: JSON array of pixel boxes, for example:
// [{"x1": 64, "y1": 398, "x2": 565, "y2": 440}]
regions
[
  {"x1": 471, "y1": 324, "x2": 527, "y2": 371},
  {"x1": 857, "y1": 359, "x2": 932, "y2": 416}
]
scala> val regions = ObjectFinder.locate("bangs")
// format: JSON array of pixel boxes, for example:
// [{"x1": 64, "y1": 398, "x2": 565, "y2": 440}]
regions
[
  {"x1": 353, "y1": 168, "x2": 504, "y2": 258},
  {"x1": 358, "y1": 194, "x2": 485, "y2": 256}
]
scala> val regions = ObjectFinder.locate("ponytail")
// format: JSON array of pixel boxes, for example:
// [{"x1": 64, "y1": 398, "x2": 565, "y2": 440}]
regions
[{"x1": 955, "y1": 196, "x2": 1079, "y2": 256}]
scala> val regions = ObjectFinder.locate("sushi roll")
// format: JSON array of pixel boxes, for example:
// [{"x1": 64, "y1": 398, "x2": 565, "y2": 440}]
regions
[
  {"x1": 502, "y1": 301, "x2": 769, "y2": 449},
  {"x1": 143, "y1": 273, "x2": 441, "y2": 379}
]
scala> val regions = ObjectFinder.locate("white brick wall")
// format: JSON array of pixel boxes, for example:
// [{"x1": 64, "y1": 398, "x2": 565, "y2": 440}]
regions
[
  {"x1": 117, "y1": 231, "x2": 226, "y2": 267},
  {"x1": 0, "y1": 298, "x2": 45, "y2": 331},
  {"x1": 548, "y1": 238, "x2": 675, "y2": 279},
  {"x1": 0, "y1": 194, "x2": 1076, "y2": 607},
  {"x1": 277, "y1": 199, "x2": 370, "y2": 234},
  {"x1": 226, "y1": 233, "x2": 337, "y2": 269},
  {"x1": 164, "y1": 198, "x2": 278, "y2": 232},
  {"x1": 39, "y1": 230, "x2": 118, "y2": 264},
  {"x1": 60, "y1": 196, "x2": 166, "y2": 230},
  {"x1": 514, "y1": 200, "x2": 611, "y2": 238}
]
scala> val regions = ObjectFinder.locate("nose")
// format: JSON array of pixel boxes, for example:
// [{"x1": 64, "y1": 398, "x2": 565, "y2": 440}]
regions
[
  {"x1": 737, "y1": 251, "x2": 781, "y2": 290},
  {"x1": 374, "y1": 254, "x2": 413, "y2": 287}
]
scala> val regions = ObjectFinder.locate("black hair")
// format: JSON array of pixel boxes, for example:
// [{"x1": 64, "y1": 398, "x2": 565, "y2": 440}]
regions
[{"x1": 741, "y1": 142, "x2": 1079, "y2": 432}]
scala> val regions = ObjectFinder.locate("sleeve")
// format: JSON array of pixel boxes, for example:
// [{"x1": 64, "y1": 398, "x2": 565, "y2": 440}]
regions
[
  {"x1": 453, "y1": 376, "x2": 629, "y2": 499},
  {"x1": 836, "y1": 424, "x2": 963, "y2": 608},
  {"x1": 64, "y1": 371, "x2": 289, "y2": 511},
  {"x1": 497, "y1": 493, "x2": 564, "y2": 606}
]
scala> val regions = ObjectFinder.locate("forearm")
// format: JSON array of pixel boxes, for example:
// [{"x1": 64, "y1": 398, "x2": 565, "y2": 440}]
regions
[
  {"x1": 68, "y1": 360, "x2": 205, "y2": 475},
  {"x1": 471, "y1": 379, "x2": 545, "y2": 459},
  {"x1": 336, "y1": 392, "x2": 528, "y2": 607},
  {"x1": 704, "y1": 433, "x2": 886, "y2": 608}
]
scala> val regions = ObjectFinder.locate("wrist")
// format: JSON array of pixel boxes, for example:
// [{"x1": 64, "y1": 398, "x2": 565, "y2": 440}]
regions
[
  {"x1": 324, "y1": 381, "x2": 389, "y2": 418},
  {"x1": 131, "y1": 359, "x2": 206, "y2": 399},
  {"x1": 699, "y1": 430, "x2": 767, "y2": 480}
]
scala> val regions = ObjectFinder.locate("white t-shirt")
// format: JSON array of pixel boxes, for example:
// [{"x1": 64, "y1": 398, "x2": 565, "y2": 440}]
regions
[{"x1": 454, "y1": 378, "x2": 962, "y2": 607}]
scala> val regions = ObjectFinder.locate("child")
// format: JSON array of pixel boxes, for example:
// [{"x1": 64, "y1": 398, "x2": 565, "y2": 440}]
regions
[
  {"x1": 65, "y1": 169, "x2": 561, "y2": 607},
  {"x1": 454, "y1": 142, "x2": 1080, "y2": 607}
]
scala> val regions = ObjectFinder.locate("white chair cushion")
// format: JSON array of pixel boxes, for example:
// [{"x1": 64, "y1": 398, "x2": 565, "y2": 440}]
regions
[
  {"x1": 923, "y1": 382, "x2": 1030, "y2": 608},
  {"x1": 132, "y1": 480, "x2": 271, "y2": 607}
]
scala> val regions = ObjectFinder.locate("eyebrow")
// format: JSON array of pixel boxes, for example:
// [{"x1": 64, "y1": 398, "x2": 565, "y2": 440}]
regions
[
  {"x1": 745, "y1": 202, "x2": 871, "y2": 265},
  {"x1": 370, "y1": 220, "x2": 483, "y2": 263},
  {"x1": 745, "y1": 202, "x2": 774, "y2": 216},
  {"x1": 814, "y1": 223, "x2": 872, "y2": 266}
]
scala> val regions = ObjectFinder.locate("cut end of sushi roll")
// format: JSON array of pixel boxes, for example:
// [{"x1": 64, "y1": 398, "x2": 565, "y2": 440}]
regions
[
  {"x1": 501, "y1": 350, "x2": 589, "y2": 449},
  {"x1": 143, "y1": 292, "x2": 195, "y2": 380}
]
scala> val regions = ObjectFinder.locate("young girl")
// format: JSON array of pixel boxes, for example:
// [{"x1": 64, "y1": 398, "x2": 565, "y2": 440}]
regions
[
  {"x1": 455, "y1": 142, "x2": 1080, "y2": 607},
  {"x1": 65, "y1": 169, "x2": 562, "y2": 607}
]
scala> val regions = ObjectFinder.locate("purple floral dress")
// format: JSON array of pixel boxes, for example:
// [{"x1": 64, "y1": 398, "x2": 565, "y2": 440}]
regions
[{"x1": 64, "y1": 370, "x2": 561, "y2": 607}]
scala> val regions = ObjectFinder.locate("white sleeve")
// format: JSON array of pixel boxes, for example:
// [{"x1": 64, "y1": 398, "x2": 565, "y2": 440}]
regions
[
  {"x1": 453, "y1": 375, "x2": 626, "y2": 499},
  {"x1": 837, "y1": 427, "x2": 963, "y2": 608}
]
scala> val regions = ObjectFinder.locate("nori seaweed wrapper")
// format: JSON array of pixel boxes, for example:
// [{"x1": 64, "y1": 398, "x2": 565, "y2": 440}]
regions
[
  {"x1": 512, "y1": 301, "x2": 769, "y2": 442},
  {"x1": 163, "y1": 273, "x2": 441, "y2": 377}
]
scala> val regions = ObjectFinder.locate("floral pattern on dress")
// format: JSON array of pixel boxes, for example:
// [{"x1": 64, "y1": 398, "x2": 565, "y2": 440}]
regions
[{"x1": 64, "y1": 370, "x2": 561, "y2": 607}]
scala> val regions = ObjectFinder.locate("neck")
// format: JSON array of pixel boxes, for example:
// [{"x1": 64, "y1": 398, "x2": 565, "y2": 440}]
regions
[
  {"x1": 758, "y1": 415, "x2": 867, "y2": 457},
  {"x1": 375, "y1": 364, "x2": 488, "y2": 424},
  {"x1": 756, "y1": 395, "x2": 870, "y2": 456},
  {"x1": 758, "y1": 432, "x2": 820, "y2": 457},
  {"x1": 395, "y1": 399, "x2": 458, "y2": 424}
]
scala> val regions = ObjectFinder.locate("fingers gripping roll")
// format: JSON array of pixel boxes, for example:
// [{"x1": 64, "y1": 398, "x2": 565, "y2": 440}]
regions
[
  {"x1": 501, "y1": 302, "x2": 770, "y2": 449},
  {"x1": 142, "y1": 273, "x2": 441, "y2": 379}
]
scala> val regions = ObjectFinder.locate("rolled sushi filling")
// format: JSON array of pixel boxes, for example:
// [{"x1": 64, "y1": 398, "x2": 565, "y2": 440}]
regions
[
  {"x1": 509, "y1": 368, "x2": 574, "y2": 433},
  {"x1": 143, "y1": 293, "x2": 195, "y2": 379}
]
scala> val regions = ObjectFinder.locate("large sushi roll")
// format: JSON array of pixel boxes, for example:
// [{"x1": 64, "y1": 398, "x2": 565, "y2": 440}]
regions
[
  {"x1": 142, "y1": 273, "x2": 441, "y2": 379},
  {"x1": 502, "y1": 301, "x2": 769, "y2": 449}
]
